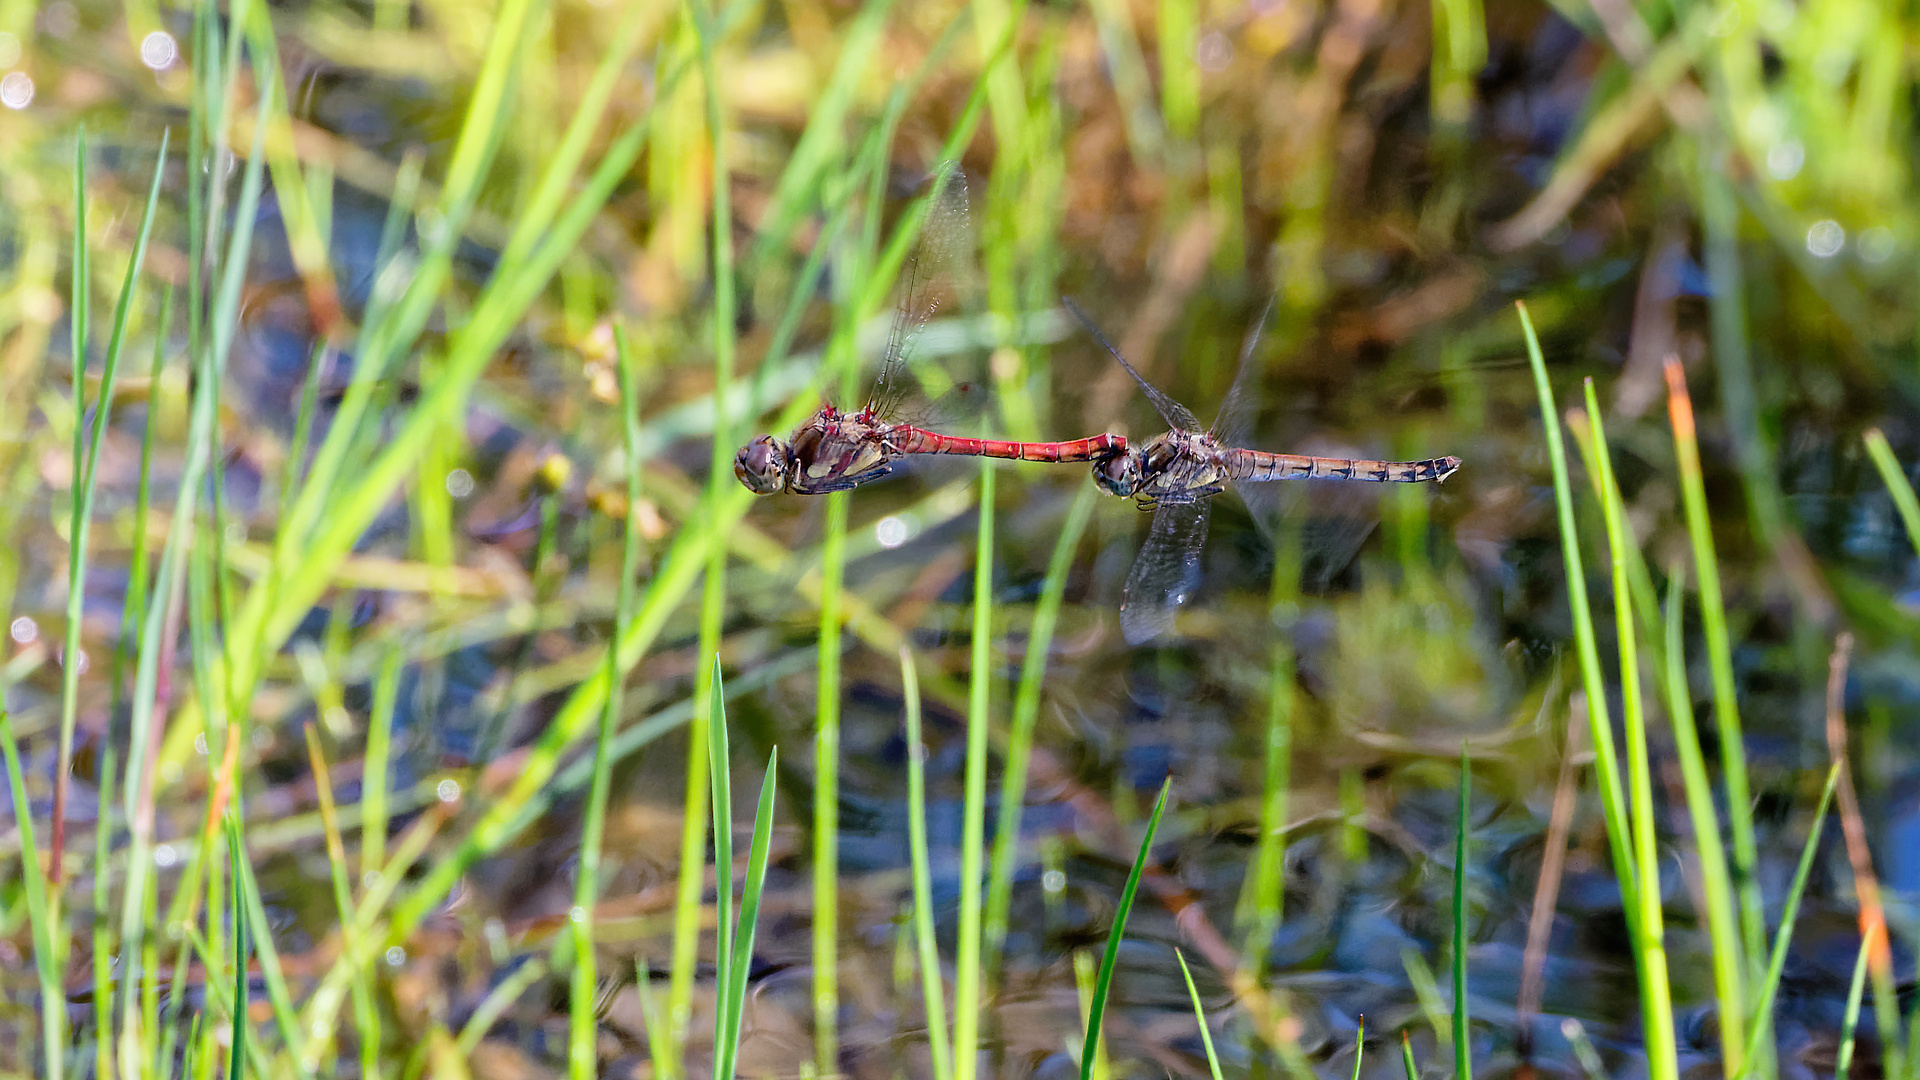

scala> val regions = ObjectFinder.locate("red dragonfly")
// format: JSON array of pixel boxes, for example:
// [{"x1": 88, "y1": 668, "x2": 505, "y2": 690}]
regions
[
  {"x1": 1062, "y1": 298, "x2": 1461, "y2": 644},
  {"x1": 734, "y1": 166, "x2": 1126, "y2": 496}
]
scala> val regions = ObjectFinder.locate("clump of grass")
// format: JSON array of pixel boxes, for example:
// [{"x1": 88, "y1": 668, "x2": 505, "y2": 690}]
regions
[{"x1": 1517, "y1": 302, "x2": 1888, "y2": 1080}]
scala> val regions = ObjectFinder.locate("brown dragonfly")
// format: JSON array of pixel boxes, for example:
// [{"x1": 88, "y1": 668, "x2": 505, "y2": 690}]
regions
[
  {"x1": 735, "y1": 166, "x2": 1126, "y2": 496},
  {"x1": 1062, "y1": 298, "x2": 1461, "y2": 644}
]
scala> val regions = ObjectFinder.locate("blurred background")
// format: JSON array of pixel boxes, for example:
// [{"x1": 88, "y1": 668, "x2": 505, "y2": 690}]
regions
[{"x1": 1, "y1": 0, "x2": 1918, "y2": 1075}]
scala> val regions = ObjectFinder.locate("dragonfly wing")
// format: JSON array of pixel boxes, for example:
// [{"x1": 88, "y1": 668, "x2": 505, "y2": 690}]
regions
[
  {"x1": 1234, "y1": 476, "x2": 1384, "y2": 591},
  {"x1": 1060, "y1": 296, "x2": 1203, "y2": 433},
  {"x1": 866, "y1": 162, "x2": 973, "y2": 421},
  {"x1": 1211, "y1": 296, "x2": 1276, "y2": 448},
  {"x1": 1232, "y1": 476, "x2": 1288, "y2": 543},
  {"x1": 1119, "y1": 498, "x2": 1211, "y2": 645}
]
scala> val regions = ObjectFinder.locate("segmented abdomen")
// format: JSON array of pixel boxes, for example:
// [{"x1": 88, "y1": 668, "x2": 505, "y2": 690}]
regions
[
  {"x1": 887, "y1": 426, "x2": 1126, "y2": 463},
  {"x1": 1229, "y1": 451, "x2": 1462, "y2": 483}
]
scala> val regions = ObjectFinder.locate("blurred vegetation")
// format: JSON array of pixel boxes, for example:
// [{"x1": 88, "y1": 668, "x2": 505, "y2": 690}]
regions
[{"x1": 1, "y1": 0, "x2": 1919, "y2": 1075}]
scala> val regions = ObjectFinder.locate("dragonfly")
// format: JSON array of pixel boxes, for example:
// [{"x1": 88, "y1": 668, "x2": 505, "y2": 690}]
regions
[
  {"x1": 1061, "y1": 297, "x2": 1461, "y2": 645},
  {"x1": 734, "y1": 165, "x2": 1127, "y2": 496}
]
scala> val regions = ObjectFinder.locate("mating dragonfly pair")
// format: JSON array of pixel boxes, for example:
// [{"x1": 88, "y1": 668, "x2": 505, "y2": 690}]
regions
[{"x1": 733, "y1": 167, "x2": 1460, "y2": 644}]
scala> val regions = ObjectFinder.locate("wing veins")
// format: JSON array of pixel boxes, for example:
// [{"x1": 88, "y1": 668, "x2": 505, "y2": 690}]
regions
[
  {"x1": 1119, "y1": 498, "x2": 1211, "y2": 645},
  {"x1": 1061, "y1": 296, "x2": 1202, "y2": 433}
]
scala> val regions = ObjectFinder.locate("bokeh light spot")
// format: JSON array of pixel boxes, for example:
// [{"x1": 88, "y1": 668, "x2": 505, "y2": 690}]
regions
[
  {"x1": 1806, "y1": 220, "x2": 1844, "y2": 258},
  {"x1": 0, "y1": 72, "x2": 34, "y2": 110},
  {"x1": 140, "y1": 30, "x2": 176, "y2": 69}
]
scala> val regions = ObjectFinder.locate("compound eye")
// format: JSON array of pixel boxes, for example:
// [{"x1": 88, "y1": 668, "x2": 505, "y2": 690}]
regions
[
  {"x1": 1093, "y1": 451, "x2": 1137, "y2": 496},
  {"x1": 734, "y1": 436, "x2": 790, "y2": 495}
]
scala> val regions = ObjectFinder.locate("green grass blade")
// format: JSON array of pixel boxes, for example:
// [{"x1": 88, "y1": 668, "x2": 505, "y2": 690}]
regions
[
  {"x1": 1071, "y1": 950, "x2": 1108, "y2": 1080},
  {"x1": 302, "y1": 726, "x2": 381, "y2": 1079},
  {"x1": 112, "y1": 284, "x2": 172, "y2": 702},
  {"x1": 813, "y1": 486, "x2": 848, "y2": 1069},
  {"x1": 450, "y1": 958, "x2": 550, "y2": 1070},
  {"x1": 1516, "y1": 302, "x2": 1639, "y2": 929},
  {"x1": 954, "y1": 458, "x2": 997, "y2": 1080},
  {"x1": 1175, "y1": 949, "x2": 1223, "y2": 1080},
  {"x1": 1452, "y1": 750, "x2": 1470, "y2": 1080},
  {"x1": 226, "y1": 818, "x2": 250, "y2": 1080},
  {"x1": 1667, "y1": 361, "x2": 1765, "y2": 996},
  {"x1": 1429, "y1": 0, "x2": 1485, "y2": 138},
  {"x1": 1864, "y1": 428, "x2": 1920, "y2": 558},
  {"x1": 1158, "y1": 0, "x2": 1199, "y2": 144},
  {"x1": 1400, "y1": 1031, "x2": 1418, "y2": 1080},
  {"x1": 1580, "y1": 380, "x2": 1677, "y2": 1080},
  {"x1": 233, "y1": 823, "x2": 315, "y2": 1080},
  {"x1": 1400, "y1": 947, "x2": 1449, "y2": 1052},
  {"x1": 119, "y1": 364, "x2": 212, "y2": 1076},
  {"x1": 708, "y1": 653, "x2": 736, "y2": 992},
  {"x1": 1079, "y1": 775, "x2": 1172, "y2": 1080},
  {"x1": 568, "y1": 323, "x2": 648, "y2": 1079},
  {"x1": 715, "y1": 748, "x2": 780, "y2": 1080},
  {"x1": 1086, "y1": 0, "x2": 1166, "y2": 169},
  {"x1": 53, "y1": 127, "x2": 93, "y2": 890},
  {"x1": 1238, "y1": 517, "x2": 1301, "y2": 971},
  {"x1": 902, "y1": 646, "x2": 954, "y2": 1080},
  {"x1": 363, "y1": 648, "x2": 400, "y2": 882},
  {"x1": 634, "y1": 958, "x2": 673, "y2": 1076},
  {"x1": 1, "y1": 706, "x2": 62, "y2": 1079},
  {"x1": 91, "y1": 742, "x2": 115, "y2": 1080},
  {"x1": 1736, "y1": 762, "x2": 1841, "y2": 1078},
  {"x1": 1835, "y1": 930, "x2": 1874, "y2": 1079},
  {"x1": 985, "y1": 484, "x2": 1098, "y2": 976},
  {"x1": 1352, "y1": 1017, "x2": 1367, "y2": 1080},
  {"x1": 1659, "y1": 571, "x2": 1747, "y2": 1070}
]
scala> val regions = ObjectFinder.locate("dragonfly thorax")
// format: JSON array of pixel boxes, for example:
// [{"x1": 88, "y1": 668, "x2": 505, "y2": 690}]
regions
[
  {"x1": 734, "y1": 435, "x2": 794, "y2": 495},
  {"x1": 1127, "y1": 430, "x2": 1227, "y2": 504}
]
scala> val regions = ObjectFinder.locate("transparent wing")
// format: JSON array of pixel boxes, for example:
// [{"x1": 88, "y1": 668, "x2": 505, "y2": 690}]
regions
[
  {"x1": 1119, "y1": 498, "x2": 1211, "y2": 645},
  {"x1": 1231, "y1": 466, "x2": 1388, "y2": 591},
  {"x1": 1060, "y1": 296, "x2": 1202, "y2": 433},
  {"x1": 866, "y1": 162, "x2": 973, "y2": 421},
  {"x1": 1211, "y1": 295, "x2": 1276, "y2": 447}
]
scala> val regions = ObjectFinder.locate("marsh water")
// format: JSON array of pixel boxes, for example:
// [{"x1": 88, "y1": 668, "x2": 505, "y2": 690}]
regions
[{"x1": 3, "y1": 0, "x2": 1920, "y2": 1076}]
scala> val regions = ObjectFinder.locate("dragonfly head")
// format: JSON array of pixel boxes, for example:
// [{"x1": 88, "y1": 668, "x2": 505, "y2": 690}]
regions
[
  {"x1": 1092, "y1": 445, "x2": 1145, "y2": 498},
  {"x1": 734, "y1": 435, "x2": 793, "y2": 495}
]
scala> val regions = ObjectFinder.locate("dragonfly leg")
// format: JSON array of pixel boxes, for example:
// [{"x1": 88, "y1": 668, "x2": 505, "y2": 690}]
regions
[
  {"x1": 811, "y1": 463, "x2": 894, "y2": 493},
  {"x1": 1136, "y1": 487, "x2": 1219, "y2": 511}
]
